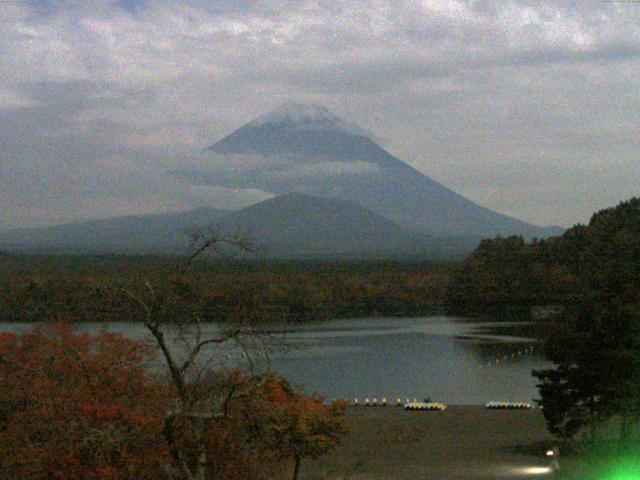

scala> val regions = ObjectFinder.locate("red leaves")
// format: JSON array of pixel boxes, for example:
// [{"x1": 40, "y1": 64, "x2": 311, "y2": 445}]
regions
[
  {"x1": 0, "y1": 324, "x2": 167, "y2": 480},
  {"x1": 0, "y1": 326, "x2": 348, "y2": 480},
  {"x1": 233, "y1": 374, "x2": 348, "y2": 463}
]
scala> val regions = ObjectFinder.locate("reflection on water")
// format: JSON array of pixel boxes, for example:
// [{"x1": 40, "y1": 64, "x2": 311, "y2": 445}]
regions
[
  {"x1": 0, "y1": 317, "x2": 551, "y2": 405},
  {"x1": 266, "y1": 317, "x2": 551, "y2": 404}
]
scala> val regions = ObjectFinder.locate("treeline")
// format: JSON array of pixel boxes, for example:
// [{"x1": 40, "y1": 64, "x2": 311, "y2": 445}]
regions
[
  {"x1": 445, "y1": 197, "x2": 640, "y2": 457},
  {"x1": 0, "y1": 257, "x2": 454, "y2": 323},
  {"x1": 446, "y1": 197, "x2": 640, "y2": 315},
  {"x1": 528, "y1": 198, "x2": 640, "y2": 454}
]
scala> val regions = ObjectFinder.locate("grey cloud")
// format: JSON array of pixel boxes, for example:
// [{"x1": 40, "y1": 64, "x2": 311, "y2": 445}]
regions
[
  {"x1": 498, "y1": 44, "x2": 640, "y2": 68},
  {"x1": 0, "y1": 81, "x2": 264, "y2": 229},
  {"x1": 172, "y1": 153, "x2": 380, "y2": 194}
]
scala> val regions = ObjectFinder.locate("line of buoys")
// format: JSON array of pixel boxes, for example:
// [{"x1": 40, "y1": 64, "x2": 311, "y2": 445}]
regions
[
  {"x1": 353, "y1": 397, "x2": 389, "y2": 406},
  {"x1": 474, "y1": 344, "x2": 537, "y2": 370},
  {"x1": 485, "y1": 401, "x2": 532, "y2": 409},
  {"x1": 351, "y1": 399, "x2": 532, "y2": 410},
  {"x1": 404, "y1": 402, "x2": 447, "y2": 411},
  {"x1": 352, "y1": 397, "x2": 439, "y2": 407}
]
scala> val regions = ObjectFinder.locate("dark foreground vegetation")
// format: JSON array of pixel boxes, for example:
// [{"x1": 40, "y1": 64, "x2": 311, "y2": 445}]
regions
[
  {"x1": 442, "y1": 197, "x2": 640, "y2": 478},
  {"x1": 0, "y1": 325, "x2": 347, "y2": 480},
  {"x1": 0, "y1": 256, "x2": 454, "y2": 324},
  {"x1": 447, "y1": 197, "x2": 640, "y2": 315},
  {"x1": 0, "y1": 235, "x2": 352, "y2": 480}
]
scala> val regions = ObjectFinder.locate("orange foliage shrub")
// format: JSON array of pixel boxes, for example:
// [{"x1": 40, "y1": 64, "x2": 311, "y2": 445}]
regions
[
  {"x1": 0, "y1": 328, "x2": 347, "y2": 480},
  {"x1": 0, "y1": 324, "x2": 168, "y2": 480},
  {"x1": 225, "y1": 374, "x2": 348, "y2": 480}
]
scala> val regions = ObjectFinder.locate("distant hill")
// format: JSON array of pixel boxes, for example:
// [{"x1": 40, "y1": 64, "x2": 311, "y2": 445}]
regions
[
  {"x1": 0, "y1": 208, "x2": 227, "y2": 254},
  {"x1": 0, "y1": 194, "x2": 482, "y2": 259},
  {"x1": 215, "y1": 192, "x2": 480, "y2": 259},
  {"x1": 177, "y1": 101, "x2": 563, "y2": 239}
]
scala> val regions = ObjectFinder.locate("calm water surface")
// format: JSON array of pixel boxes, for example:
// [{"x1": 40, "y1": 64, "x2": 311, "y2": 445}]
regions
[{"x1": 0, "y1": 317, "x2": 551, "y2": 405}]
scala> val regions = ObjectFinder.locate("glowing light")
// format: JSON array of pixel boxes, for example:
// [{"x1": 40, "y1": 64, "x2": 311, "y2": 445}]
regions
[
  {"x1": 523, "y1": 466, "x2": 552, "y2": 475},
  {"x1": 508, "y1": 466, "x2": 553, "y2": 476},
  {"x1": 546, "y1": 450, "x2": 554, "y2": 457},
  {"x1": 604, "y1": 463, "x2": 640, "y2": 480}
]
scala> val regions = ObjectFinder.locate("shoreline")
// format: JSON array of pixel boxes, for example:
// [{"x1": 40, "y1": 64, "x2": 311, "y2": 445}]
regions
[{"x1": 302, "y1": 405, "x2": 555, "y2": 480}]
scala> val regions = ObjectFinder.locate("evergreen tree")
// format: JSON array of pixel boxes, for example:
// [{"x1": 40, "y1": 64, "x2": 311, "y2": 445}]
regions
[{"x1": 534, "y1": 301, "x2": 640, "y2": 440}]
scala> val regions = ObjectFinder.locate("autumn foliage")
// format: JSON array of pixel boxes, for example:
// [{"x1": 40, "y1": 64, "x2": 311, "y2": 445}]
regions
[
  {"x1": 0, "y1": 326, "x2": 347, "y2": 480},
  {"x1": 222, "y1": 374, "x2": 348, "y2": 480},
  {"x1": 0, "y1": 324, "x2": 168, "y2": 480},
  {"x1": 0, "y1": 259, "x2": 451, "y2": 324}
]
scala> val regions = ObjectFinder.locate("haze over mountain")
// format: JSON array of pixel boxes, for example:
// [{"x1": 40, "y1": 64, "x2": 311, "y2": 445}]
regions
[
  {"x1": 0, "y1": 193, "x2": 481, "y2": 258},
  {"x1": 0, "y1": 208, "x2": 227, "y2": 254},
  {"x1": 176, "y1": 102, "x2": 562, "y2": 239}
]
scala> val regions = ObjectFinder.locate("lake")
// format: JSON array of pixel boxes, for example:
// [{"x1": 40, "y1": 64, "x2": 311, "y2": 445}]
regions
[{"x1": 0, "y1": 316, "x2": 551, "y2": 405}]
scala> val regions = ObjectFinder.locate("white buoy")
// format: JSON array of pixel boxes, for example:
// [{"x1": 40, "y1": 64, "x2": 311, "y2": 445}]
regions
[
  {"x1": 382, "y1": 397, "x2": 387, "y2": 406},
  {"x1": 372, "y1": 398, "x2": 378, "y2": 406},
  {"x1": 354, "y1": 398, "x2": 359, "y2": 406},
  {"x1": 365, "y1": 398, "x2": 370, "y2": 406}
]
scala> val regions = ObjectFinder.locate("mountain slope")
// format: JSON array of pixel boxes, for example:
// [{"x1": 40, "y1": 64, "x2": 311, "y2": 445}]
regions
[
  {"x1": 0, "y1": 194, "x2": 481, "y2": 258},
  {"x1": 216, "y1": 192, "x2": 477, "y2": 258},
  {"x1": 218, "y1": 192, "x2": 426, "y2": 257},
  {"x1": 189, "y1": 102, "x2": 562, "y2": 239},
  {"x1": 0, "y1": 208, "x2": 227, "y2": 254}
]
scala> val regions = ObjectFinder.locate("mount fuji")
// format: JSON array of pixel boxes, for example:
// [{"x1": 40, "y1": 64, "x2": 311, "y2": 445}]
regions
[
  {"x1": 178, "y1": 102, "x2": 561, "y2": 239},
  {"x1": 0, "y1": 102, "x2": 563, "y2": 258}
]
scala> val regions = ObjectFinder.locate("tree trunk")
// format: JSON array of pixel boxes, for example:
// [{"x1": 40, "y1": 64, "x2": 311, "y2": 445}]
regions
[
  {"x1": 193, "y1": 417, "x2": 208, "y2": 480},
  {"x1": 292, "y1": 454, "x2": 301, "y2": 480}
]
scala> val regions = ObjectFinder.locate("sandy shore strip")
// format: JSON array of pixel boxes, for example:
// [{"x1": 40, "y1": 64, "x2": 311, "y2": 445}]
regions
[{"x1": 302, "y1": 406, "x2": 556, "y2": 480}]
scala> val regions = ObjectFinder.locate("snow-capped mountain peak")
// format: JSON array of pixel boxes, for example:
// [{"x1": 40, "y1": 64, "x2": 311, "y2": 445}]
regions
[
  {"x1": 248, "y1": 101, "x2": 367, "y2": 136},
  {"x1": 252, "y1": 102, "x2": 336, "y2": 124}
]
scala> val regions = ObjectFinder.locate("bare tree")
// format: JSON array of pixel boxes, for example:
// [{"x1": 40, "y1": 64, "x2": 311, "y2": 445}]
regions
[{"x1": 120, "y1": 230, "x2": 271, "y2": 480}]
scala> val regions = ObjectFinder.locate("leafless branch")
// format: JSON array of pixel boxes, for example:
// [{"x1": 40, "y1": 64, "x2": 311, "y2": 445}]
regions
[
  {"x1": 115, "y1": 226, "x2": 276, "y2": 480},
  {"x1": 184, "y1": 225, "x2": 259, "y2": 269},
  {"x1": 178, "y1": 328, "x2": 241, "y2": 374}
]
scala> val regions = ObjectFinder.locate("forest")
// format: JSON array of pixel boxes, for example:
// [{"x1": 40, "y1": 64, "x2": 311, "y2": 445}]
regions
[
  {"x1": 2, "y1": 198, "x2": 638, "y2": 326},
  {"x1": 446, "y1": 197, "x2": 640, "y2": 316},
  {"x1": 439, "y1": 197, "x2": 640, "y2": 475},
  {"x1": 0, "y1": 256, "x2": 453, "y2": 324},
  {"x1": 0, "y1": 243, "x2": 352, "y2": 480},
  {"x1": 0, "y1": 324, "x2": 347, "y2": 480}
]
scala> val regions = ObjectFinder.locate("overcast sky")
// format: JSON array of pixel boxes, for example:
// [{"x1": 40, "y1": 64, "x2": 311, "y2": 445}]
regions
[{"x1": 1, "y1": 0, "x2": 639, "y2": 230}]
